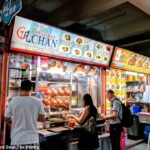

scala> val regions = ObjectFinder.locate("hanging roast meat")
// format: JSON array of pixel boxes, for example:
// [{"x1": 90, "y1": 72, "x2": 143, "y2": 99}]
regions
[
  {"x1": 57, "y1": 98, "x2": 63, "y2": 106},
  {"x1": 46, "y1": 87, "x2": 53, "y2": 95},
  {"x1": 50, "y1": 97, "x2": 58, "y2": 106},
  {"x1": 51, "y1": 87, "x2": 58, "y2": 96},
  {"x1": 64, "y1": 87, "x2": 71, "y2": 96},
  {"x1": 43, "y1": 99, "x2": 51, "y2": 106},
  {"x1": 61, "y1": 97, "x2": 69, "y2": 107},
  {"x1": 58, "y1": 87, "x2": 65, "y2": 96}
]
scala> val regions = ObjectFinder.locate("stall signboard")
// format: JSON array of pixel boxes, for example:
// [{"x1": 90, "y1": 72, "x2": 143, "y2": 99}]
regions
[
  {"x1": 10, "y1": 16, "x2": 113, "y2": 67},
  {"x1": 111, "y1": 47, "x2": 150, "y2": 74}
]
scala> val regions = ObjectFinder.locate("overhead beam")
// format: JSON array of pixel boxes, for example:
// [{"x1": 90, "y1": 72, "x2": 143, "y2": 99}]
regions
[
  {"x1": 103, "y1": 19, "x2": 150, "y2": 42},
  {"x1": 46, "y1": 0, "x2": 127, "y2": 26},
  {"x1": 120, "y1": 39, "x2": 150, "y2": 47}
]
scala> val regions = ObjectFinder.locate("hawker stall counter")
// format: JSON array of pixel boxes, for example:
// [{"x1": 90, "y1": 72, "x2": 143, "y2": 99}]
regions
[{"x1": 38, "y1": 119, "x2": 107, "y2": 150}]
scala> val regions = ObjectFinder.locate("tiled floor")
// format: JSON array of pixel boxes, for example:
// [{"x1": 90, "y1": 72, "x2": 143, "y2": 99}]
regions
[
  {"x1": 126, "y1": 138, "x2": 147, "y2": 150},
  {"x1": 127, "y1": 139, "x2": 144, "y2": 148},
  {"x1": 127, "y1": 143, "x2": 147, "y2": 150}
]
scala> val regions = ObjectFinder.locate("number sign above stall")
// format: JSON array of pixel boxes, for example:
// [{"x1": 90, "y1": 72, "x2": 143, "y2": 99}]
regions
[
  {"x1": 10, "y1": 16, "x2": 113, "y2": 67},
  {"x1": 111, "y1": 47, "x2": 150, "y2": 74}
]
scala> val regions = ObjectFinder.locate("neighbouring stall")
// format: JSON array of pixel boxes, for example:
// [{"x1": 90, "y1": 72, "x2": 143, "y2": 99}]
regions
[{"x1": 106, "y1": 47, "x2": 150, "y2": 140}]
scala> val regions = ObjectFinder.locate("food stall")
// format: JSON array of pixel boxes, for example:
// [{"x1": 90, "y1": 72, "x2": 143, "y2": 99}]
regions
[
  {"x1": 110, "y1": 47, "x2": 150, "y2": 104},
  {"x1": 4, "y1": 16, "x2": 114, "y2": 148},
  {"x1": 8, "y1": 15, "x2": 114, "y2": 113},
  {"x1": 105, "y1": 68, "x2": 147, "y2": 114},
  {"x1": 107, "y1": 47, "x2": 150, "y2": 139}
]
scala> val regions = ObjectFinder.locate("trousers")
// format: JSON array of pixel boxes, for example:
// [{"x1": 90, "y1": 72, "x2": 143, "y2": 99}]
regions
[{"x1": 109, "y1": 124, "x2": 122, "y2": 150}]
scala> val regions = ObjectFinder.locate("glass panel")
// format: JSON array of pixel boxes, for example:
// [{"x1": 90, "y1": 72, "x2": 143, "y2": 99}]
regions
[{"x1": 71, "y1": 70, "x2": 100, "y2": 108}]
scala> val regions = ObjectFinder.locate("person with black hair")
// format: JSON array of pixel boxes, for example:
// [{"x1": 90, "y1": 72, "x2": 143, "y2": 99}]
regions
[
  {"x1": 70, "y1": 94, "x2": 99, "y2": 150},
  {"x1": 5, "y1": 79, "x2": 45, "y2": 150},
  {"x1": 101, "y1": 89, "x2": 123, "y2": 150}
]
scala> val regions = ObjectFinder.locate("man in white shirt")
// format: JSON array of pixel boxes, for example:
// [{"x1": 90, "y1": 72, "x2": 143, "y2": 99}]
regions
[{"x1": 5, "y1": 80, "x2": 45, "y2": 149}]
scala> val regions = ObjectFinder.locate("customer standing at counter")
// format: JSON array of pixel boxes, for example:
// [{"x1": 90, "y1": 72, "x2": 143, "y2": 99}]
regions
[
  {"x1": 102, "y1": 89, "x2": 123, "y2": 150},
  {"x1": 70, "y1": 94, "x2": 99, "y2": 150},
  {"x1": 5, "y1": 80, "x2": 45, "y2": 150}
]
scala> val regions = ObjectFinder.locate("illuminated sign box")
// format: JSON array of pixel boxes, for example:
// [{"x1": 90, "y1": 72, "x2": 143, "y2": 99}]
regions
[
  {"x1": 10, "y1": 16, "x2": 113, "y2": 67},
  {"x1": 111, "y1": 47, "x2": 150, "y2": 74}
]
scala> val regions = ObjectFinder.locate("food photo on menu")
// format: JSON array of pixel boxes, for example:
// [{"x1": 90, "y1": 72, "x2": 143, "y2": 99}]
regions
[
  {"x1": 120, "y1": 52, "x2": 127, "y2": 62},
  {"x1": 128, "y1": 53, "x2": 137, "y2": 66},
  {"x1": 143, "y1": 58, "x2": 150, "y2": 69},
  {"x1": 94, "y1": 51, "x2": 109, "y2": 65},
  {"x1": 72, "y1": 48, "x2": 82, "y2": 56},
  {"x1": 84, "y1": 51, "x2": 93, "y2": 59},
  {"x1": 95, "y1": 42, "x2": 112, "y2": 52},
  {"x1": 75, "y1": 36, "x2": 84, "y2": 45},
  {"x1": 106, "y1": 45, "x2": 112, "y2": 52},
  {"x1": 95, "y1": 43, "x2": 103, "y2": 50},
  {"x1": 111, "y1": 48, "x2": 127, "y2": 67},
  {"x1": 93, "y1": 41, "x2": 113, "y2": 65},
  {"x1": 63, "y1": 33, "x2": 71, "y2": 42},
  {"x1": 95, "y1": 54, "x2": 101, "y2": 60},
  {"x1": 103, "y1": 56, "x2": 109, "y2": 62},
  {"x1": 135, "y1": 56, "x2": 143, "y2": 68},
  {"x1": 59, "y1": 45, "x2": 70, "y2": 53}
]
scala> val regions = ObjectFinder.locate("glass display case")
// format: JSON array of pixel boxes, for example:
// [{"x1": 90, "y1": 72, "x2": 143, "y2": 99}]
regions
[{"x1": 7, "y1": 53, "x2": 101, "y2": 116}]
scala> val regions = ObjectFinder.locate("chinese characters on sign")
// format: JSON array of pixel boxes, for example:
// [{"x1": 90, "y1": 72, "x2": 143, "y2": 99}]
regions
[{"x1": 1, "y1": 0, "x2": 22, "y2": 25}]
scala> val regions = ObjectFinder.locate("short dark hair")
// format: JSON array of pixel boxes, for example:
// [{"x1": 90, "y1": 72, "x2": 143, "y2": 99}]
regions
[
  {"x1": 107, "y1": 89, "x2": 114, "y2": 94},
  {"x1": 21, "y1": 79, "x2": 32, "y2": 91}
]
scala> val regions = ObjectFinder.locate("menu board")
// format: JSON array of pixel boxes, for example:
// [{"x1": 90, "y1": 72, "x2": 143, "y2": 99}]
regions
[
  {"x1": 10, "y1": 16, "x2": 113, "y2": 67},
  {"x1": 106, "y1": 68, "x2": 126, "y2": 114},
  {"x1": 106, "y1": 68, "x2": 126, "y2": 101},
  {"x1": 111, "y1": 47, "x2": 150, "y2": 74}
]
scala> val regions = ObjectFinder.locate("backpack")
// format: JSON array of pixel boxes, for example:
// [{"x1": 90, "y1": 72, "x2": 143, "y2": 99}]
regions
[{"x1": 114, "y1": 99, "x2": 133, "y2": 128}]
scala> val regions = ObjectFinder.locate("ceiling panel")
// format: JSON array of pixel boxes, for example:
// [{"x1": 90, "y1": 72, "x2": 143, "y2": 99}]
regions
[
  {"x1": 34, "y1": 0, "x2": 65, "y2": 13},
  {"x1": 78, "y1": 2, "x2": 150, "y2": 38}
]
